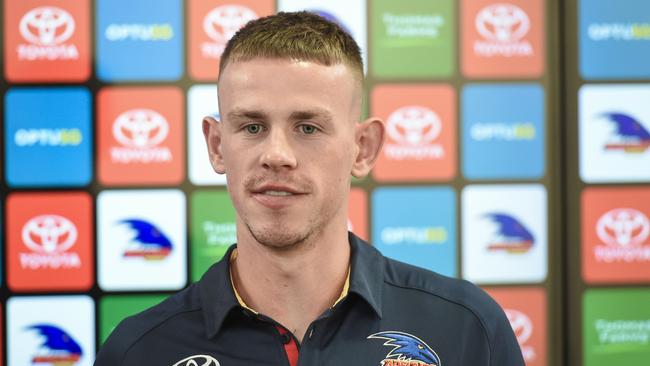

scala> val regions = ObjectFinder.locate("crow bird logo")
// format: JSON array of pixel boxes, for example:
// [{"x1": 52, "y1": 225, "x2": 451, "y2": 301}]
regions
[
  {"x1": 484, "y1": 213, "x2": 534, "y2": 253},
  {"x1": 601, "y1": 112, "x2": 650, "y2": 153},
  {"x1": 119, "y1": 219, "x2": 173, "y2": 259},
  {"x1": 369, "y1": 331, "x2": 441, "y2": 366},
  {"x1": 28, "y1": 324, "x2": 82, "y2": 364}
]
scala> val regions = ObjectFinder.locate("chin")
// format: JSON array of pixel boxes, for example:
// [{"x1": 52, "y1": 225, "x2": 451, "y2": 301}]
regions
[{"x1": 246, "y1": 222, "x2": 316, "y2": 251}]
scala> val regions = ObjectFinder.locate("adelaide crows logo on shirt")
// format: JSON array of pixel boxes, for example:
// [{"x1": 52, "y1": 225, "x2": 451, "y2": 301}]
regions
[
  {"x1": 28, "y1": 324, "x2": 83, "y2": 364},
  {"x1": 119, "y1": 219, "x2": 173, "y2": 260},
  {"x1": 369, "y1": 331, "x2": 441, "y2": 366}
]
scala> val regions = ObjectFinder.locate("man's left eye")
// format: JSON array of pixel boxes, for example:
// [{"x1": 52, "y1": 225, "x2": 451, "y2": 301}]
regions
[{"x1": 298, "y1": 124, "x2": 318, "y2": 134}]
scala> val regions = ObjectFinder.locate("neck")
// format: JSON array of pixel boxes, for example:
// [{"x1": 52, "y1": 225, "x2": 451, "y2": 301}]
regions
[{"x1": 231, "y1": 221, "x2": 350, "y2": 343}]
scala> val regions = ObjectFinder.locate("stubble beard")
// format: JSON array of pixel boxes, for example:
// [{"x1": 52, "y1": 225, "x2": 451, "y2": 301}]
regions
[
  {"x1": 241, "y1": 194, "x2": 340, "y2": 252},
  {"x1": 238, "y1": 173, "x2": 344, "y2": 251},
  {"x1": 244, "y1": 215, "x2": 319, "y2": 252}
]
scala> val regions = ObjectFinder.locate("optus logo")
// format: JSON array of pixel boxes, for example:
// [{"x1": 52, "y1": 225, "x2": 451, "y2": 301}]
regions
[
  {"x1": 14, "y1": 128, "x2": 83, "y2": 147},
  {"x1": 380, "y1": 226, "x2": 448, "y2": 245},
  {"x1": 111, "y1": 109, "x2": 171, "y2": 163},
  {"x1": 474, "y1": 3, "x2": 532, "y2": 57},
  {"x1": 105, "y1": 24, "x2": 173, "y2": 41},
  {"x1": 202, "y1": 5, "x2": 257, "y2": 58},
  {"x1": 588, "y1": 23, "x2": 650, "y2": 41},
  {"x1": 21, "y1": 215, "x2": 81, "y2": 269},
  {"x1": 470, "y1": 122, "x2": 536, "y2": 141},
  {"x1": 385, "y1": 106, "x2": 444, "y2": 160}
]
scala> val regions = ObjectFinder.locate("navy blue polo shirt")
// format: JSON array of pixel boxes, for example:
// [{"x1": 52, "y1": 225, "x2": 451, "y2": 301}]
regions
[{"x1": 95, "y1": 233, "x2": 524, "y2": 366}]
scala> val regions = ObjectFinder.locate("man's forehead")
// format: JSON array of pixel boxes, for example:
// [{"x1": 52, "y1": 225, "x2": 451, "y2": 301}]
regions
[
  {"x1": 217, "y1": 57, "x2": 363, "y2": 120},
  {"x1": 219, "y1": 57, "x2": 362, "y2": 87},
  {"x1": 226, "y1": 107, "x2": 333, "y2": 119}
]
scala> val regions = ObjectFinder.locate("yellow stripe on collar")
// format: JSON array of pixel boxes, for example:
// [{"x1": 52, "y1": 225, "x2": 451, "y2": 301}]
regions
[
  {"x1": 229, "y1": 248, "x2": 351, "y2": 312},
  {"x1": 229, "y1": 249, "x2": 258, "y2": 314}
]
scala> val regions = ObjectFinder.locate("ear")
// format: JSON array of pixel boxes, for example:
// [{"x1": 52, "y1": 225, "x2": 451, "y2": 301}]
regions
[
  {"x1": 351, "y1": 117, "x2": 385, "y2": 178},
  {"x1": 202, "y1": 116, "x2": 226, "y2": 174}
]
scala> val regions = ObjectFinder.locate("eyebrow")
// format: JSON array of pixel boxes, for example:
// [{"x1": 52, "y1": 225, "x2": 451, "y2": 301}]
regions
[
  {"x1": 289, "y1": 109, "x2": 333, "y2": 123},
  {"x1": 225, "y1": 108, "x2": 333, "y2": 123},
  {"x1": 226, "y1": 109, "x2": 268, "y2": 122}
]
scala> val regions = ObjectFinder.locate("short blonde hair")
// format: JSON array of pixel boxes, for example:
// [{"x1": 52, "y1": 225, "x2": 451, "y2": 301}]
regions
[{"x1": 219, "y1": 11, "x2": 363, "y2": 81}]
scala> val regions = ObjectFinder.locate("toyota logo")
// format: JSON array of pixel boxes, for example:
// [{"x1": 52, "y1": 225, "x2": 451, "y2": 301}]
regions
[
  {"x1": 596, "y1": 208, "x2": 650, "y2": 248},
  {"x1": 22, "y1": 215, "x2": 78, "y2": 254},
  {"x1": 475, "y1": 4, "x2": 530, "y2": 43},
  {"x1": 172, "y1": 355, "x2": 220, "y2": 366},
  {"x1": 203, "y1": 5, "x2": 258, "y2": 43},
  {"x1": 20, "y1": 7, "x2": 75, "y2": 46},
  {"x1": 386, "y1": 106, "x2": 442, "y2": 146},
  {"x1": 113, "y1": 109, "x2": 170, "y2": 149}
]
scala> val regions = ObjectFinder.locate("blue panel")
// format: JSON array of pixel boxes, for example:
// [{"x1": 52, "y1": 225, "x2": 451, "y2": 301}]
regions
[
  {"x1": 372, "y1": 187, "x2": 456, "y2": 277},
  {"x1": 5, "y1": 88, "x2": 92, "y2": 187},
  {"x1": 96, "y1": 0, "x2": 183, "y2": 81},
  {"x1": 580, "y1": 0, "x2": 650, "y2": 79},
  {"x1": 462, "y1": 84, "x2": 545, "y2": 180}
]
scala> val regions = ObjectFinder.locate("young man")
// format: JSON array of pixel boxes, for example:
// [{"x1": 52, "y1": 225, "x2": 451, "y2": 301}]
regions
[{"x1": 95, "y1": 12, "x2": 524, "y2": 366}]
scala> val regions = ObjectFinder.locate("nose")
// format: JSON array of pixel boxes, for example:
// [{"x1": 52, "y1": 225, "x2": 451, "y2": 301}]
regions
[{"x1": 259, "y1": 128, "x2": 297, "y2": 170}]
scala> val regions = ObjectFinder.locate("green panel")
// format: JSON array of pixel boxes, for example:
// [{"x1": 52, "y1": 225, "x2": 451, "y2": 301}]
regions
[
  {"x1": 99, "y1": 295, "x2": 167, "y2": 344},
  {"x1": 190, "y1": 190, "x2": 237, "y2": 281},
  {"x1": 583, "y1": 289, "x2": 650, "y2": 366},
  {"x1": 371, "y1": 0, "x2": 455, "y2": 78}
]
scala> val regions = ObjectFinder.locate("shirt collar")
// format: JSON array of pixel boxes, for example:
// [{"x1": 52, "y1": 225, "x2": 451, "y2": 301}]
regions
[
  {"x1": 198, "y1": 232, "x2": 384, "y2": 338},
  {"x1": 347, "y1": 232, "x2": 384, "y2": 318},
  {"x1": 229, "y1": 248, "x2": 351, "y2": 313},
  {"x1": 198, "y1": 244, "x2": 240, "y2": 338}
]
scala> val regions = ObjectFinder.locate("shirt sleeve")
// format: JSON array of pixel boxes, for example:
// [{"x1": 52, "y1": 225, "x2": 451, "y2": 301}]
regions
[
  {"x1": 94, "y1": 340, "x2": 123, "y2": 366},
  {"x1": 93, "y1": 321, "x2": 132, "y2": 366},
  {"x1": 488, "y1": 305, "x2": 526, "y2": 366}
]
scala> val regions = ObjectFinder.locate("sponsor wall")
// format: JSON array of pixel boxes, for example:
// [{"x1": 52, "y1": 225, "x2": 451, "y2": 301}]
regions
[
  {"x1": 0, "y1": 0, "x2": 644, "y2": 365},
  {"x1": 567, "y1": 1, "x2": 650, "y2": 365}
]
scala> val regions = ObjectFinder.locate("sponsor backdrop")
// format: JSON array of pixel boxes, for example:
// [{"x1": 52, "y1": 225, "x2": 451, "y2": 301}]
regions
[
  {"x1": 567, "y1": 1, "x2": 650, "y2": 365},
  {"x1": 0, "y1": 1, "x2": 645, "y2": 365}
]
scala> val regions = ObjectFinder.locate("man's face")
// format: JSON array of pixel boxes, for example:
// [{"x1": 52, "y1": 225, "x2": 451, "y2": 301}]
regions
[{"x1": 213, "y1": 58, "x2": 362, "y2": 249}]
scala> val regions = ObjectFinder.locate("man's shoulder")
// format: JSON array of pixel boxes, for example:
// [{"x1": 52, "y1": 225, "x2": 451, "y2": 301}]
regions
[
  {"x1": 376, "y1": 251, "x2": 523, "y2": 365},
  {"x1": 380, "y1": 253, "x2": 509, "y2": 337},
  {"x1": 94, "y1": 284, "x2": 202, "y2": 366}
]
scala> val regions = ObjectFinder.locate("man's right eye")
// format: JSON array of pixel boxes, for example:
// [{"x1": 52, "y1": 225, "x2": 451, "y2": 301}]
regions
[{"x1": 244, "y1": 124, "x2": 263, "y2": 134}]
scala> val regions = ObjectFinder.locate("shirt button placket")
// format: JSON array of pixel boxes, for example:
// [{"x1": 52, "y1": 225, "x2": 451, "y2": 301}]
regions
[{"x1": 297, "y1": 325, "x2": 318, "y2": 366}]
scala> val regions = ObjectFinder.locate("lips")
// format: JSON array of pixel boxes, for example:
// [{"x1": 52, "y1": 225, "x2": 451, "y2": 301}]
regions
[
  {"x1": 251, "y1": 183, "x2": 304, "y2": 194},
  {"x1": 250, "y1": 184, "x2": 307, "y2": 209},
  {"x1": 260, "y1": 190, "x2": 294, "y2": 196}
]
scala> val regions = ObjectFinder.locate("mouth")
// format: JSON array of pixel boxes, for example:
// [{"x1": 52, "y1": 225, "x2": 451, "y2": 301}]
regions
[
  {"x1": 252, "y1": 184, "x2": 304, "y2": 194},
  {"x1": 250, "y1": 184, "x2": 307, "y2": 208},
  {"x1": 258, "y1": 190, "x2": 296, "y2": 196}
]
